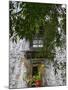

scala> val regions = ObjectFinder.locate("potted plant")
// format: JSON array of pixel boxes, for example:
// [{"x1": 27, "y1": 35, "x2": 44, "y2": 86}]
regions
[{"x1": 35, "y1": 74, "x2": 42, "y2": 87}]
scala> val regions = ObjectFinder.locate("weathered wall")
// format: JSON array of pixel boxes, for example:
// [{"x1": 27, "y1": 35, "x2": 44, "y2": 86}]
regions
[
  {"x1": 44, "y1": 47, "x2": 66, "y2": 86},
  {"x1": 9, "y1": 38, "x2": 66, "y2": 88},
  {"x1": 9, "y1": 38, "x2": 30, "y2": 88}
]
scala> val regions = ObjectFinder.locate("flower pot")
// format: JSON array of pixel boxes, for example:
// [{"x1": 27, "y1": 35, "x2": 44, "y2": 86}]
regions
[{"x1": 35, "y1": 80, "x2": 42, "y2": 87}]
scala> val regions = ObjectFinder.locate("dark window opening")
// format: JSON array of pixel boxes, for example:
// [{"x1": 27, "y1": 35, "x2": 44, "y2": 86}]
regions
[{"x1": 32, "y1": 66, "x2": 38, "y2": 76}]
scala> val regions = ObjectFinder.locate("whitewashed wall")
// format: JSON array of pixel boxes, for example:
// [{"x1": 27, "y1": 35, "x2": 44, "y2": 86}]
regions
[
  {"x1": 45, "y1": 47, "x2": 66, "y2": 86},
  {"x1": 9, "y1": 38, "x2": 30, "y2": 88},
  {"x1": 9, "y1": 38, "x2": 66, "y2": 88}
]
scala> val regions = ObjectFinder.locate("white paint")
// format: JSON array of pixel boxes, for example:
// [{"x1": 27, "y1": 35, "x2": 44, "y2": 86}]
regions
[
  {"x1": 9, "y1": 38, "x2": 30, "y2": 88},
  {"x1": 9, "y1": 37, "x2": 66, "y2": 88}
]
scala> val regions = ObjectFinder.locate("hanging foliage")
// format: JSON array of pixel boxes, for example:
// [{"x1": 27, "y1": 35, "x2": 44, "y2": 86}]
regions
[{"x1": 9, "y1": 1, "x2": 66, "y2": 60}]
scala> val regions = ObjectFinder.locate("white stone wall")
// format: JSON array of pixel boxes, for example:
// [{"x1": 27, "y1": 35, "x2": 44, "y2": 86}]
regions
[
  {"x1": 45, "y1": 47, "x2": 66, "y2": 86},
  {"x1": 9, "y1": 38, "x2": 30, "y2": 88},
  {"x1": 45, "y1": 61, "x2": 57, "y2": 86},
  {"x1": 9, "y1": 38, "x2": 66, "y2": 88}
]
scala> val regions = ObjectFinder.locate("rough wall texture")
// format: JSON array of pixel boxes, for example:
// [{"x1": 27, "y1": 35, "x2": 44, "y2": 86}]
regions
[
  {"x1": 9, "y1": 38, "x2": 66, "y2": 88},
  {"x1": 44, "y1": 47, "x2": 66, "y2": 86},
  {"x1": 9, "y1": 38, "x2": 29, "y2": 88}
]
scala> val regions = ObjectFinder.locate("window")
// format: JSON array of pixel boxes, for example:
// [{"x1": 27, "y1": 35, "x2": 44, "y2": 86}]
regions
[
  {"x1": 33, "y1": 39, "x2": 43, "y2": 48},
  {"x1": 32, "y1": 66, "x2": 38, "y2": 75}
]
